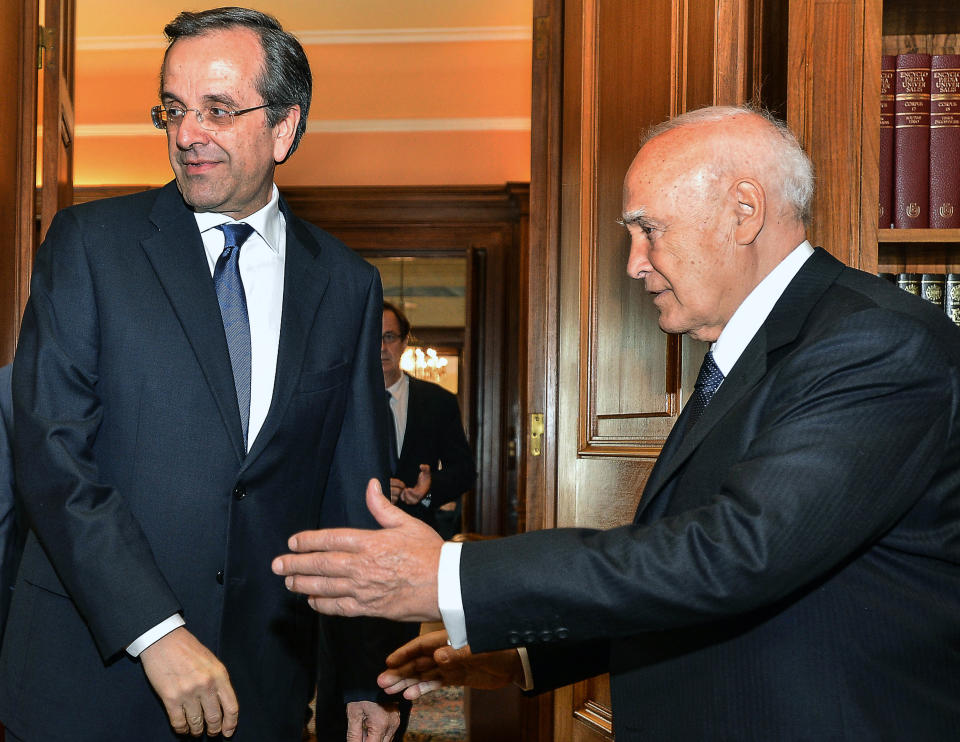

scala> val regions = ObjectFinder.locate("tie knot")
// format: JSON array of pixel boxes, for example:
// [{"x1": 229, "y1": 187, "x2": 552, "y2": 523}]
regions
[
  {"x1": 218, "y1": 222, "x2": 255, "y2": 250},
  {"x1": 694, "y1": 351, "x2": 724, "y2": 395}
]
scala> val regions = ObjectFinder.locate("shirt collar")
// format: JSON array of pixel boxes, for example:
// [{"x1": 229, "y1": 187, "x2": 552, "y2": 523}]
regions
[
  {"x1": 711, "y1": 240, "x2": 814, "y2": 375},
  {"x1": 192, "y1": 184, "x2": 283, "y2": 254},
  {"x1": 387, "y1": 373, "x2": 409, "y2": 400}
]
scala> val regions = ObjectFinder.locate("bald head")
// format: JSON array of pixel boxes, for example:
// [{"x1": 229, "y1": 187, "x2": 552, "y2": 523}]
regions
[{"x1": 621, "y1": 106, "x2": 812, "y2": 342}]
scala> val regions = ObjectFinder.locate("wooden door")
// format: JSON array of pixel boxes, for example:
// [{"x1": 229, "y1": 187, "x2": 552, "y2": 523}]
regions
[
  {"x1": 524, "y1": 1, "x2": 770, "y2": 739},
  {"x1": 39, "y1": 0, "x2": 76, "y2": 240}
]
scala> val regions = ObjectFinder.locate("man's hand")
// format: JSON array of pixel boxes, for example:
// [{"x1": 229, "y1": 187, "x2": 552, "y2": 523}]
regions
[
  {"x1": 400, "y1": 464, "x2": 431, "y2": 505},
  {"x1": 378, "y1": 629, "x2": 523, "y2": 700},
  {"x1": 346, "y1": 700, "x2": 400, "y2": 742},
  {"x1": 140, "y1": 626, "x2": 239, "y2": 737},
  {"x1": 272, "y1": 479, "x2": 444, "y2": 622},
  {"x1": 388, "y1": 477, "x2": 407, "y2": 504}
]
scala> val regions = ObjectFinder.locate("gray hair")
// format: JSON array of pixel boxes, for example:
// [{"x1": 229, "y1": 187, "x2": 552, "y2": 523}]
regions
[
  {"x1": 640, "y1": 105, "x2": 815, "y2": 225},
  {"x1": 161, "y1": 7, "x2": 312, "y2": 162}
]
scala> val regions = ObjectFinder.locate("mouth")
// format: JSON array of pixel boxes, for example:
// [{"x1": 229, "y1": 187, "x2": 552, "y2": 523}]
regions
[{"x1": 180, "y1": 160, "x2": 221, "y2": 175}]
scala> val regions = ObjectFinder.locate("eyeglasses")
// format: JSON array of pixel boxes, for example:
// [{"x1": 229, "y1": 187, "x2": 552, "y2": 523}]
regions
[
  {"x1": 382, "y1": 332, "x2": 405, "y2": 345},
  {"x1": 150, "y1": 103, "x2": 271, "y2": 132}
]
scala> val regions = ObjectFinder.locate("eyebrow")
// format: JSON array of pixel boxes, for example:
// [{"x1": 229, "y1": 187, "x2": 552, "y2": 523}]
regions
[
  {"x1": 617, "y1": 209, "x2": 661, "y2": 230},
  {"x1": 160, "y1": 91, "x2": 244, "y2": 109}
]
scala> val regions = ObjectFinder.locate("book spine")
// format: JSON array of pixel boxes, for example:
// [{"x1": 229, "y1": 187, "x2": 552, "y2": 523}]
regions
[
  {"x1": 894, "y1": 53, "x2": 932, "y2": 228},
  {"x1": 946, "y1": 274, "x2": 960, "y2": 327},
  {"x1": 897, "y1": 273, "x2": 921, "y2": 296},
  {"x1": 921, "y1": 273, "x2": 945, "y2": 308},
  {"x1": 880, "y1": 55, "x2": 896, "y2": 229},
  {"x1": 930, "y1": 55, "x2": 960, "y2": 228}
]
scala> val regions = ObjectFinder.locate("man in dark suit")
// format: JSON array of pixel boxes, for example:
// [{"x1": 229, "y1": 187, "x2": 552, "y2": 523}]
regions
[
  {"x1": 381, "y1": 302, "x2": 475, "y2": 538},
  {"x1": 0, "y1": 8, "x2": 399, "y2": 741},
  {"x1": 275, "y1": 105, "x2": 960, "y2": 739}
]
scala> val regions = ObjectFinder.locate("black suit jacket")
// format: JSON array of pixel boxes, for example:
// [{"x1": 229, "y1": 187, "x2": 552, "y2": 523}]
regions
[
  {"x1": 460, "y1": 249, "x2": 960, "y2": 739},
  {"x1": 393, "y1": 375, "x2": 475, "y2": 532},
  {"x1": 0, "y1": 183, "x2": 397, "y2": 741}
]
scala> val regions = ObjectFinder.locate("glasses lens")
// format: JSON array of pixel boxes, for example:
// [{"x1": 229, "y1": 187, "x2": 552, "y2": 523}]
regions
[{"x1": 150, "y1": 106, "x2": 167, "y2": 130}]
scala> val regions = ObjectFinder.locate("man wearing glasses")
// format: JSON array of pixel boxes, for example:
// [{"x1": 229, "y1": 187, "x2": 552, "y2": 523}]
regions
[{"x1": 0, "y1": 8, "x2": 400, "y2": 741}]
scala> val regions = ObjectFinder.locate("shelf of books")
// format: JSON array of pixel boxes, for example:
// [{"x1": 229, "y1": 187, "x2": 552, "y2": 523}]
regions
[{"x1": 877, "y1": 0, "x2": 959, "y2": 322}]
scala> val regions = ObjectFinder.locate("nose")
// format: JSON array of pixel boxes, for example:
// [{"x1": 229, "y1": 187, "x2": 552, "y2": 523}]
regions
[
  {"x1": 175, "y1": 109, "x2": 210, "y2": 150},
  {"x1": 625, "y1": 233, "x2": 651, "y2": 280}
]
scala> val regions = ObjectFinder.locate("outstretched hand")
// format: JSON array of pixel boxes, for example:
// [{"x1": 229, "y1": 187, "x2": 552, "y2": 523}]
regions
[
  {"x1": 271, "y1": 479, "x2": 444, "y2": 622},
  {"x1": 377, "y1": 629, "x2": 524, "y2": 700}
]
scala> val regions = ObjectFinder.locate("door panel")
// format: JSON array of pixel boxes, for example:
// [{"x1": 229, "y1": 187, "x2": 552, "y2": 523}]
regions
[{"x1": 549, "y1": 1, "x2": 758, "y2": 738}]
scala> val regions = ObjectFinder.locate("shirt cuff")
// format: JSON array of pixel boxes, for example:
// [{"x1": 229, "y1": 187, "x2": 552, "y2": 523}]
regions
[
  {"x1": 126, "y1": 614, "x2": 185, "y2": 657},
  {"x1": 437, "y1": 541, "x2": 468, "y2": 649},
  {"x1": 515, "y1": 647, "x2": 534, "y2": 691}
]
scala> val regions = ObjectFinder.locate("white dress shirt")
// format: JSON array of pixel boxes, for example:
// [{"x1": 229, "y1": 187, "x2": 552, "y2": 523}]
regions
[
  {"x1": 436, "y1": 241, "x2": 815, "y2": 683},
  {"x1": 386, "y1": 373, "x2": 410, "y2": 457},
  {"x1": 126, "y1": 186, "x2": 286, "y2": 657}
]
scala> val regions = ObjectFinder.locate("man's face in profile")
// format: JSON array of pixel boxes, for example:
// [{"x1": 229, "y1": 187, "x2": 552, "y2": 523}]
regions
[{"x1": 381, "y1": 309, "x2": 408, "y2": 387}]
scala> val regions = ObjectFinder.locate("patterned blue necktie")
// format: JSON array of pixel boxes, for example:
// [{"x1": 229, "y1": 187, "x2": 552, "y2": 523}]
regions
[
  {"x1": 684, "y1": 350, "x2": 724, "y2": 434},
  {"x1": 215, "y1": 223, "x2": 255, "y2": 450}
]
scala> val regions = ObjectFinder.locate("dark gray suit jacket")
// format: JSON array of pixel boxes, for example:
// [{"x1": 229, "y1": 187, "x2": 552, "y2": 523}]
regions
[
  {"x1": 460, "y1": 249, "x2": 960, "y2": 740},
  {"x1": 0, "y1": 182, "x2": 396, "y2": 741}
]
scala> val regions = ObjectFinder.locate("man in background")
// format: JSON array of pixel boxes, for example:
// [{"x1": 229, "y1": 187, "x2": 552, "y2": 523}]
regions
[
  {"x1": 276, "y1": 105, "x2": 960, "y2": 739},
  {"x1": 0, "y1": 8, "x2": 399, "y2": 741},
  {"x1": 381, "y1": 301, "x2": 475, "y2": 539}
]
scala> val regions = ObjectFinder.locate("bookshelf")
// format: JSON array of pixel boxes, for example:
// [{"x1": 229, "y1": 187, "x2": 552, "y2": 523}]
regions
[{"x1": 787, "y1": 0, "x2": 959, "y2": 276}]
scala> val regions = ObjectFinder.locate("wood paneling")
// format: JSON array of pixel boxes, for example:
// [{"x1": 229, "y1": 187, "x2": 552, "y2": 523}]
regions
[{"x1": 0, "y1": 0, "x2": 40, "y2": 364}]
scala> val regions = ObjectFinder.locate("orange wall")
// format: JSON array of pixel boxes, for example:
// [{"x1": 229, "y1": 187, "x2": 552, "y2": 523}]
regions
[{"x1": 74, "y1": 10, "x2": 532, "y2": 186}]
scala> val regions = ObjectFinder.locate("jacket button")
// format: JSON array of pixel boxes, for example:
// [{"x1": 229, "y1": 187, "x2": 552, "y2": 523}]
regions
[
  {"x1": 508, "y1": 631, "x2": 521, "y2": 646},
  {"x1": 216, "y1": 570, "x2": 224, "y2": 584},
  {"x1": 523, "y1": 631, "x2": 537, "y2": 644},
  {"x1": 540, "y1": 630, "x2": 554, "y2": 642},
  {"x1": 556, "y1": 627, "x2": 569, "y2": 640},
  {"x1": 233, "y1": 485, "x2": 246, "y2": 500}
]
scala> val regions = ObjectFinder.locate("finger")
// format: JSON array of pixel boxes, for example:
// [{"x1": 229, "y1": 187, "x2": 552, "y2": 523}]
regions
[
  {"x1": 167, "y1": 703, "x2": 190, "y2": 735},
  {"x1": 274, "y1": 549, "x2": 360, "y2": 581},
  {"x1": 308, "y1": 595, "x2": 367, "y2": 617},
  {"x1": 219, "y1": 684, "x2": 240, "y2": 737},
  {"x1": 403, "y1": 680, "x2": 444, "y2": 700},
  {"x1": 282, "y1": 525, "x2": 367, "y2": 555},
  {"x1": 345, "y1": 704, "x2": 364, "y2": 742},
  {"x1": 365, "y1": 478, "x2": 411, "y2": 528},
  {"x1": 199, "y1": 691, "x2": 224, "y2": 736},
  {"x1": 284, "y1": 573, "x2": 360, "y2": 601},
  {"x1": 386, "y1": 631, "x2": 449, "y2": 666},
  {"x1": 183, "y1": 704, "x2": 205, "y2": 737}
]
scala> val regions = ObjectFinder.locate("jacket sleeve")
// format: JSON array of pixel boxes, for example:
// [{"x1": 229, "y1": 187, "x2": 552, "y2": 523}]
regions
[
  {"x1": 424, "y1": 387, "x2": 476, "y2": 508},
  {"x1": 12, "y1": 209, "x2": 180, "y2": 659},
  {"x1": 459, "y1": 308, "x2": 959, "y2": 654},
  {"x1": 318, "y1": 262, "x2": 410, "y2": 700}
]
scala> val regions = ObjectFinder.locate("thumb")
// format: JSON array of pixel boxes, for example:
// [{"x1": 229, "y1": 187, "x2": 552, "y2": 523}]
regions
[{"x1": 366, "y1": 478, "x2": 411, "y2": 529}]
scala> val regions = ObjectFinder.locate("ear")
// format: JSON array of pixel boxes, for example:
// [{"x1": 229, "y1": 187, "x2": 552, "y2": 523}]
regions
[
  {"x1": 272, "y1": 105, "x2": 301, "y2": 163},
  {"x1": 732, "y1": 178, "x2": 764, "y2": 245}
]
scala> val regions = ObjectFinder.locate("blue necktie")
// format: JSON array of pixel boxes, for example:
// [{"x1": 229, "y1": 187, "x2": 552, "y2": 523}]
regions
[
  {"x1": 684, "y1": 350, "x2": 724, "y2": 434},
  {"x1": 215, "y1": 223, "x2": 255, "y2": 450}
]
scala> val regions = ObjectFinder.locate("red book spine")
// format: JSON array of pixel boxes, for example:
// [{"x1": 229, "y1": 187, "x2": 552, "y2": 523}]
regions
[
  {"x1": 894, "y1": 53, "x2": 932, "y2": 228},
  {"x1": 879, "y1": 55, "x2": 896, "y2": 228},
  {"x1": 930, "y1": 54, "x2": 960, "y2": 228}
]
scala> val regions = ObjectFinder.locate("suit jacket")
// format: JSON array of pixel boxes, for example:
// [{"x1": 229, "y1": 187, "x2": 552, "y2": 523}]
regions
[
  {"x1": 0, "y1": 182, "x2": 397, "y2": 741},
  {"x1": 460, "y1": 249, "x2": 960, "y2": 740},
  {"x1": 393, "y1": 375, "x2": 475, "y2": 532},
  {"x1": 0, "y1": 364, "x2": 18, "y2": 643}
]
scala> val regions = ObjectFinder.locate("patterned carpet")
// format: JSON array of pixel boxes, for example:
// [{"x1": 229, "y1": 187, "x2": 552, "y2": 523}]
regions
[{"x1": 404, "y1": 686, "x2": 466, "y2": 741}]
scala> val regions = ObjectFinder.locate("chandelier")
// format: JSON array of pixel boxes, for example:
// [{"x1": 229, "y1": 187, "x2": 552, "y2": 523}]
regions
[{"x1": 400, "y1": 346, "x2": 449, "y2": 383}]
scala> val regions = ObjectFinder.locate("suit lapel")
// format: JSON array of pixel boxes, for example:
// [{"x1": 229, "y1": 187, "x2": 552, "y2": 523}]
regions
[
  {"x1": 140, "y1": 182, "x2": 247, "y2": 461},
  {"x1": 243, "y1": 203, "x2": 330, "y2": 467},
  {"x1": 635, "y1": 248, "x2": 845, "y2": 521},
  {"x1": 399, "y1": 376, "x2": 421, "y2": 462}
]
